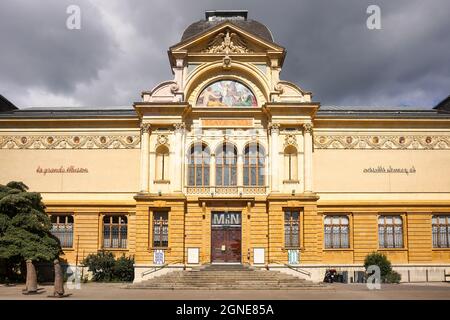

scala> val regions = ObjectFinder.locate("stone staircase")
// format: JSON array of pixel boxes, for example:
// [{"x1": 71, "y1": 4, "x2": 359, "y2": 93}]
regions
[{"x1": 129, "y1": 264, "x2": 326, "y2": 290}]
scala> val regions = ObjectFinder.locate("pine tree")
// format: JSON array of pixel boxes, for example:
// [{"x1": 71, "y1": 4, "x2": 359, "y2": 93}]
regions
[{"x1": 0, "y1": 181, "x2": 61, "y2": 291}]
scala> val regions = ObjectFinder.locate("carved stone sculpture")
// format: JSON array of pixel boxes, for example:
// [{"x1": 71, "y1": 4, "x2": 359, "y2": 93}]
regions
[
  {"x1": 24, "y1": 259, "x2": 38, "y2": 294},
  {"x1": 53, "y1": 259, "x2": 65, "y2": 297},
  {"x1": 202, "y1": 29, "x2": 252, "y2": 54}
]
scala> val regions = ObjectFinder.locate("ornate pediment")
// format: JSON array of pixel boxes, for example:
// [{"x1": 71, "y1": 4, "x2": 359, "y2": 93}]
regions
[
  {"x1": 170, "y1": 22, "x2": 283, "y2": 55},
  {"x1": 201, "y1": 29, "x2": 253, "y2": 54}
]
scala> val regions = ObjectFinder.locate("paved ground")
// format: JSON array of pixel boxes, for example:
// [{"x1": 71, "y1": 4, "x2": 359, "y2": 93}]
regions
[{"x1": 0, "y1": 282, "x2": 449, "y2": 300}]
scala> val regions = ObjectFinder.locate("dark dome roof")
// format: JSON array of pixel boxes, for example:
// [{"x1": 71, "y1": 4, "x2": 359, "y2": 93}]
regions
[{"x1": 181, "y1": 17, "x2": 274, "y2": 43}]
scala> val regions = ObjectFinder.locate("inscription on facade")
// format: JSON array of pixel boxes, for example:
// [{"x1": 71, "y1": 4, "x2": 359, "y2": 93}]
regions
[
  {"x1": 36, "y1": 166, "x2": 89, "y2": 175},
  {"x1": 212, "y1": 212, "x2": 241, "y2": 226},
  {"x1": 202, "y1": 119, "x2": 253, "y2": 127},
  {"x1": 362, "y1": 165, "x2": 416, "y2": 175}
]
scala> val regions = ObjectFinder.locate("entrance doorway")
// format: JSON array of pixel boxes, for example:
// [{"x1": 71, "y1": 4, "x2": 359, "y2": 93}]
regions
[{"x1": 211, "y1": 212, "x2": 242, "y2": 263}]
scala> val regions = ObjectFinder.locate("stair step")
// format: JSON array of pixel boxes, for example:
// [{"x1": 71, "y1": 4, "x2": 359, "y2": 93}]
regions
[{"x1": 129, "y1": 264, "x2": 324, "y2": 290}]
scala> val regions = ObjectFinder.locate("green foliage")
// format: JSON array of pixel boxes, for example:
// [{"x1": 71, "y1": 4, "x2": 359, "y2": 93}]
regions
[
  {"x1": 364, "y1": 252, "x2": 392, "y2": 277},
  {"x1": 82, "y1": 251, "x2": 116, "y2": 282},
  {"x1": 364, "y1": 252, "x2": 402, "y2": 283},
  {"x1": 0, "y1": 181, "x2": 61, "y2": 282},
  {"x1": 113, "y1": 255, "x2": 135, "y2": 282},
  {"x1": 82, "y1": 252, "x2": 134, "y2": 282},
  {"x1": 383, "y1": 270, "x2": 401, "y2": 284}
]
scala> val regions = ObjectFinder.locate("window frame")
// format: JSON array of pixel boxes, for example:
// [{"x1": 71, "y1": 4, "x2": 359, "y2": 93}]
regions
[
  {"x1": 149, "y1": 209, "x2": 170, "y2": 250},
  {"x1": 187, "y1": 143, "x2": 210, "y2": 187},
  {"x1": 432, "y1": 215, "x2": 450, "y2": 248},
  {"x1": 102, "y1": 214, "x2": 128, "y2": 250},
  {"x1": 243, "y1": 143, "x2": 265, "y2": 186},
  {"x1": 215, "y1": 143, "x2": 238, "y2": 186},
  {"x1": 155, "y1": 145, "x2": 170, "y2": 182},
  {"x1": 323, "y1": 215, "x2": 350, "y2": 249},
  {"x1": 50, "y1": 214, "x2": 74, "y2": 249},
  {"x1": 378, "y1": 215, "x2": 404, "y2": 249},
  {"x1": 284, "y1": 146, "x2": 298, "y2": 182},
  {"x1": 283, "y1": 209, "x2": 302, "y2": 249}
]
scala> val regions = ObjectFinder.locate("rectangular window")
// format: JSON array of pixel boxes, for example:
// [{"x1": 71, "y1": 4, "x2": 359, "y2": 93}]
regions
[
  {"x1": 103, "y1": 215, "x2": 127, "y2": 249},
  {"x1": 50, "y1": 215, "x2": 74, "y2": 248},
  {"x1": 153, "y1": 212, "x2": 169, "y2": 248},
  {"x1": 324, "y1": 215, "x2": 349, "y2": 249},
  {"x1": 378, "y1": 215, "x2": 403, "y2": 248},
  {"x1": 432, "y1": 215, "x2": 450, "y2": 248},
  {"x1": 284, "y1": 210, "x2": 300, "y2": 247}
]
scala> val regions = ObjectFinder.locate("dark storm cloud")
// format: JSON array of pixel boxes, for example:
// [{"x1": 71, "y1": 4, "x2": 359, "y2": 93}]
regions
[
  {"x1": 0, "y1": 0, "x2": 449, "y2": 107},
  {"x1": 0, "y1": 0, "x2": 117, "y2": 105}
]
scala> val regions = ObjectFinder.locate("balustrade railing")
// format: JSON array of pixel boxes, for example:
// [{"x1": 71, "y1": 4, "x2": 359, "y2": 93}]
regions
[{"x1": 185, "y1": 186, "x2": 268, "y2": 195}]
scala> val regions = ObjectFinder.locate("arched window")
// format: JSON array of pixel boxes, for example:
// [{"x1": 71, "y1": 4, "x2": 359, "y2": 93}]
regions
[
  {"x1": 155, "y1": 145, "x2": 169, "y2": 181},
  {"x1": 284, "y1": 146, "x2": 298, "y2": 181},
  {"x1": 243, "y1": 143, "x2": 265, "y2": 186},
  {"x1": 215, "y1": 143, "x2": 237, "y2": 186},
  {"x1": 378, "y1": 215, "x2": 403, "y2": 248},
  {"x1": 188, "y1": 143, "x2": 210, "y2": 186}
]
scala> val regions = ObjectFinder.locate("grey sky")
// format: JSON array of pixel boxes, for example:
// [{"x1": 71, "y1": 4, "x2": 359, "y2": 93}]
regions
[{"x1": 1, "y1": 0, "x2": 449, "y2": 108}]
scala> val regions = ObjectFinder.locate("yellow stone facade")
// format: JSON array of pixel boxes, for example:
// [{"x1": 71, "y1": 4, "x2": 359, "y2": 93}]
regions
[{"x1": 1, "y1": 11, "x2": 449, "y2": 282}]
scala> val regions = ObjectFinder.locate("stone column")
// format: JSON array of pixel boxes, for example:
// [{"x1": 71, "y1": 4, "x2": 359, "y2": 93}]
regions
[
  {"x1": 139, "y1": 123, "x2": 151, "y2": 193},
  {"x1": 303, "y1": 122, "x2": 313, "y2": 193},
  {"x1": 269, "y1": 123, "x2": 280, "y2": 192},
  {"x1": 173, "y1": 123, "x2": 185, "y2": 192},
  {"x1": 237, "y1": 152, "x2": 243, "y2": 194},
  {"x1": 210, "y1": 153, "x2": 216, "y2": 192}
]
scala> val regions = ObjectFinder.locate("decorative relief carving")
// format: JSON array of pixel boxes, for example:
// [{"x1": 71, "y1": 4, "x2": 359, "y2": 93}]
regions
[
  {"x1": 173, "y1": 123, "x2": 186, "y2": 133},
  {"x1": 170, "y1": 83, "x2": 179, "y2": 94},
  {"x1": 314, "y1": 135, "x2": 450, "y2": 150},
  {"x1": 222, "y1": 55, "x2": 232, "y2": 70},
  {"x1": 0, "y1": 135, "x2": 140, "y2": 150},
  {"x1": 140, "y1": 123, "x2": 152, "y2": 134},
  {"x1": 283, "y1": 134, "x2": 298, "y2": 148},
  {"x1": 202, "y1": 29, "x2": 252, "y2": 54},
  {"x1": 274, "y1": 83, "x2": 284, "y2": 94},
  {"x1": 242, "y1": 186, "x2": 267, "y2": 194},
  {"x1": 269, "y1": 123, "x2": 280, "y2": 135},
  {"x1": 156, "y1": 134, "x2": 169, "y2": 146},
  {"x1": 302, "y1": 123, "x2": 313, "y2": 134}
]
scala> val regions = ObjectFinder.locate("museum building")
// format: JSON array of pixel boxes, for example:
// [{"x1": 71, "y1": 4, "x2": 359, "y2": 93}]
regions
[{"x1": 1, "y1": 11, "x2": 450, "y2": 283}]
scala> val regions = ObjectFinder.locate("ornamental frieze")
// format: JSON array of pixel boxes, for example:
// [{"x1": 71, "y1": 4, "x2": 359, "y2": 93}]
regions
[
  {"x1": 0, "y1": 134, "x2": 140, "y2": 149},
  {"x1": 314, "y1": 135, "x2": 450, "y2": 150}
]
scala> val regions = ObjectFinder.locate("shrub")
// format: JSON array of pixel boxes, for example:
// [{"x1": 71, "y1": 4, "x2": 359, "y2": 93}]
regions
[
  {"x1": 363, "y1": 252, "x2": 401, "y2": 284},
  {"x1": 113, "y1": 255, "x2": 134, "y2": 282},
  {"x1": 364, "y1": 252, "x2": 392, "y2": 277},
  {"x1": 383, "y1": 270, "x2": 401, "y2": 284},
  {"x1": 82, "y1": 252, "x2": 134, "y2": 282},
  {"x1": 82, "y1": 251, "x2": 115, "y2": 282}
]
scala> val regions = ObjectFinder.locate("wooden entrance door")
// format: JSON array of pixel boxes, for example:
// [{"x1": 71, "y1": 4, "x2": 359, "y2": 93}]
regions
[{"x1": 211, "y1": 212, "x2": 241, "y2": 263}]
